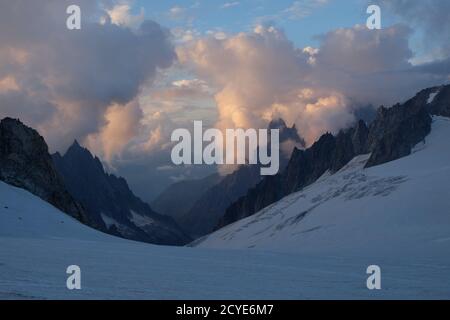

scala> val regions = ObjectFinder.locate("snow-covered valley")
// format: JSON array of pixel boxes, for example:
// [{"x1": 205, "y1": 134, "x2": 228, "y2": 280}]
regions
[{"x1": 1, "y1": 118, "x2": 450, "y2": 299}]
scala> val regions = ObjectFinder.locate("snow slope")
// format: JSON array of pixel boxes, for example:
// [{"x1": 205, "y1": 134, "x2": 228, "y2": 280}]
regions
[
  {"x1": 196, "y1": 117, "x2": 450, "y2": 260},
  {"x1": 2, "y1": 181, "x2": 449, "y2": 299},
  {"x1": 1, "y1": 118, "x2": 450, "y2": 299}
]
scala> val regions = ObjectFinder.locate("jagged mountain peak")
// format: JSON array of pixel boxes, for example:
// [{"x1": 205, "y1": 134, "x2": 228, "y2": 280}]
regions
[
  {"x1": 268, "y1": 118, "x2": 288, "y2": 129},
  {"x1": 0, "y1": 117, "x2": 48, "y2": 153},
  {"x1": 1, "y1": 117, "x2": 27, "y2": 126},
  {"x1": 66, "y1": 139, "x2": 93, "y2": 158},
  {"x1": 72, "y1": 138, "x2": 81, "y2": 148},
  {"x1": 0, "y1": 117, "x2": 89, "y2": 224},
  {"x1": 62, "y1": 140, "x2": 107, "y2": 175},
  {"x1": 52, "y1": 142, "x2": 191, "y2": 245},
  {"x1": 61, "y1": 140, "x2": 141, "y2": 201},
  {"x1": 269, "y1": 117, "x2": 306, "y2": 148}
]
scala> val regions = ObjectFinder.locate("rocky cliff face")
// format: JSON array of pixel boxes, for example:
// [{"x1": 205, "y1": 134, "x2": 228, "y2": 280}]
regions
[
  {"x1": 0, "y1": 118, "x2": 89, "y2": 224},
  {"x1": 365, "y1": 92, "x2": 432, "y2": 167},
  {"x1": 427, "y1": 85, "x2": 450, "y2": 117},
  {"x1": 218, "y1": 85, "x2": 448, "y2": 229},
  {"x1": 53, "y1": 141, "x2": 191, "y2": 245}
]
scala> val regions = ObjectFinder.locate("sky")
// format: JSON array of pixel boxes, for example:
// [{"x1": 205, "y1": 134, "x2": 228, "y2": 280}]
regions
[
  {"x1": 0, "y1": 0, "x2": 449, "y2": 201},
  {"x1": 136, "y1": 0, "x2": 381, "y2": 46}
]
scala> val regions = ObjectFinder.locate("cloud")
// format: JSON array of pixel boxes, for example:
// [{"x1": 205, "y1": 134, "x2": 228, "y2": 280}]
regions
[
  {"x1": 206, "y1": 29, "x2": 228, "y2": 40},
  {"x1": 86, "y1": 99, "x2": 143, "y2": 162},
  {"x1": 316, "y1": 25, "x2": 412, "y2": 75},
  {"x1": 168, "y1": 6, "x2": 187, "y2": 20},
  {"x1": 178, "y1": 23, "x2": 449, "y2": 145},
  {"x1": 0, "y1": 0, "x2": 176, "y2": 156},
  {"x1": 255, "y1": 0, "x2": 329, "y2": 24},
  {"x1": 169, "y1": 79, "x2": 211, "y2": 96},
  {"x1": 177, "y1": 24, "x2": 355, "y2": 143},
  {"x1": 283, "y1": 0, "x2": 329, "y2": 20},
  {"x1": 172, "y1": 28, "x2": 201, "y2": 43},
  {"x1": 377, "y1": 0, "x2": 450, "y2": 60},
  {"x1": 0, "y1": 76, "x2": 19, "y2": 93},
  {"x1": 105, "y1": 3, "x2": 145, "y2": 28},
  {"x1": 221, "y1": 2, "x2": 240, "y2": 9},
  {"x1": 156, "y1": 165, "x2": 176, "y2": 171},
  {"x1": 167, "y1": 5, "x2": 197, "y2": 28},
  {"x1": 314, "y1": 24, "x2": 449, "y2": 106},
  {"x1": 379, "y1": 1, "x2": 450, "y2": 38}
]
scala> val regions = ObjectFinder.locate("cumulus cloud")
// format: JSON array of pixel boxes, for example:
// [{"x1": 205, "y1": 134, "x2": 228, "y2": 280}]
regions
[
  {"x1": 0, "y1": 76, "x2": 19, "y2": 93},
  {"x1": 0, "y1": 0, "x2": 176, "y2": 156},
  {"x1": 86, "y1": 99, "x2": 143, "y2": 162},
  {"x1": 172, "y1": 28, "x2": 201, "y2": 43},
  {"x1": 379, "y1": 0, "x2": 450, "y2": 47},
  {"x1": 178, "y1": 23, "x2": 449, "y2": 145},
  {"x1": 375, "y1": 0, "x2": 450, "y2": 69},
  {"x1": 105, "y1": 2, "x2": 145, "y2": 28}
]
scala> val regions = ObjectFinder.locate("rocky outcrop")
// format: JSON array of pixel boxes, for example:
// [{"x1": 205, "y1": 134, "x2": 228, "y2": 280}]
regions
[
  {"x1": 218, "y1": 85, "x2": 449, "y2": 230},
  {"x1": 426, "y1": 85, "x2": 450, "y2": 117},
  {"x1": 53, "y1": 141, "x2": 191, "y2": 246},
  {"x1": 365, "y1": 90, "x2": 432, "y2": 167},
  {"x1": 0, "y1": 118, "x2": 89, "y2": 224}
]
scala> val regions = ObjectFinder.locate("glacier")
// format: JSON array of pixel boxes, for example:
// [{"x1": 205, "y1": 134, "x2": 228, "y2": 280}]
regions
[
  {"x1": 1, "y1": 118, "x2": 450, "y2": 299},
  {"x1": 195, "y1": 117, "x2": 450, "y2": 259}
]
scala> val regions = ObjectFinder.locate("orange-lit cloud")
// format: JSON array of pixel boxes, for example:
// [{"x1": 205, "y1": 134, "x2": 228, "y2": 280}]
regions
[
  {"x1": 178, "y1": 25, "x2": 355, "y2": 145},
  {"x1": 0, "y1": 0, "x2": 175, "y2": 158},
  {"x1": 0, "y1": 76, "x2": 19, "y2": 92},
  {"x1": 86, "y1": 100, "x2": 142, "y2": 162},
  {"x1": 178, "y1": 23, "x2": 448, "y2": 146}
]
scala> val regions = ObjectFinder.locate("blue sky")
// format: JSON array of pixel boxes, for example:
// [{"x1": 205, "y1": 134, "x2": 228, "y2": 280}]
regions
[{"x1": 133, "y1": 0, "x2": 399, "y2": 47}]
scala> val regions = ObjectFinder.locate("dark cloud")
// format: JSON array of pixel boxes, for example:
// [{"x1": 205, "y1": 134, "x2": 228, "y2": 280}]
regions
[
  {"x1": 313, "y1": 24, "x2": 448, "y2": 106},
  {"x1": 380, "y1": 0, "x2": 450, "y2": 34},
  {"x1": 378, "y1": 0, "x2": 450, "y2": 55},
  {"x1": 0, "y1": 0, "x2": 176, "y2": 151}
]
